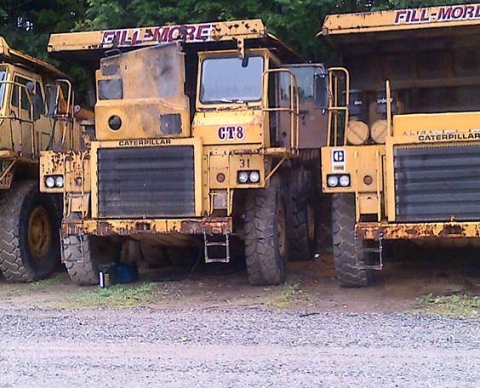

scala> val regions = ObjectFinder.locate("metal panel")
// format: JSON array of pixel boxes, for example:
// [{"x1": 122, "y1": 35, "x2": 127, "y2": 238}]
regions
[
  {"x1": 97, "y1": 146, "x2": 194, "y2": 218},
  {"x1": 394, "y1": 144, "x2": 480, "y2": 222}
]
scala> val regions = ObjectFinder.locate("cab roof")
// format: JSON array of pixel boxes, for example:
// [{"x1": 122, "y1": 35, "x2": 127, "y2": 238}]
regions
[{"x1": 0, "y1": 36, "x2": 68, "y2": 79}]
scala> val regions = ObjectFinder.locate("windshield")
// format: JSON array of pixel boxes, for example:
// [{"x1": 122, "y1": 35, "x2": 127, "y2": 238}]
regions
[
  {"x1": 200, "y1": 56, "x2": 264, "y2": 103},
  {"x1": 0, "y1": 68, "x2": 6, "y2": 109}
]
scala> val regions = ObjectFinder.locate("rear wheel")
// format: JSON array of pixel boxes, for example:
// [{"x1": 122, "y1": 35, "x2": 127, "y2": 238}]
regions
[
  {"x1": 0, "y1": 181, "x2": 60, "y2": 282},
  {"x1": 289, "y1": 167, "x2": 315, "y2": 261},
  {"x1": 245, "y1": 174, "x2": 288, "y2": 286},
  {"x1": 63, "y1": 235, "x2": 121, "y2": 286},
  {"x1": 332, "y1": 194, "x2": 371, "y2": 287}
]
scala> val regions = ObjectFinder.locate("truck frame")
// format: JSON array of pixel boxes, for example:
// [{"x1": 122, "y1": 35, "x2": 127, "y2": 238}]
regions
[
  {"x1": 0, "y1": 37, "x2": 83, "y2": 282},
  {"x1": 319, "y1": 3, "x2": 480, "y2": 286},
  {"x1": 40, "y1": 20, "x2": 330, "y2": 286}
]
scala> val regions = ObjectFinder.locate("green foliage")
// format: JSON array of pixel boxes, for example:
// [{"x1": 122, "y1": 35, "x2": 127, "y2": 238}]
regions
[
  {"x1": 1, "y1": 0, "x2": 479, "y2": 99},
  {"x1": 414, "y1": 293, "x2": 480, "y2": 317}
]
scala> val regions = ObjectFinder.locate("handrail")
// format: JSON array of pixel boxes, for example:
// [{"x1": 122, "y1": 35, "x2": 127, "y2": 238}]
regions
[
  {"x1": 327, "y1": 67, "x2": 350, "y2": 147},
  {"x1": 261, "y1": 68, "x2": 300, "y2": 153}
]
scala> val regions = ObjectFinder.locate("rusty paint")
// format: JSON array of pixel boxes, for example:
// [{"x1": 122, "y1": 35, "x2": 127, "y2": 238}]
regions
[
  {"x1": 356, "y1": 222, "x2": 480, "y2": 241},
  {"x1": 64, "y1": 217, "x2": 233, "y2": 237}
]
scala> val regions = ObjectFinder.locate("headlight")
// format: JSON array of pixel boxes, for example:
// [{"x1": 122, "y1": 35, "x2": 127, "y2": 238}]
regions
[
  {"x1": 327, "y1": 174, "x2": 351, "y2": 188},
  {"x1": 55, "y1": 176, "x2": 64, "y2": 188},
  {"x1": 249, "y1": 171, "x2": 260, "y2": 183},
  {"x1": 339, "y1": 175, "x2": 350, "y2": 187},
  {"x1": 45, "y1": 176, "x2": 55, "y2": 188},
  {"x1": 238, "y1": 171, "x2": 249, "y2": 183},
  {"x1": 327, "y1": 175, "x2": 339, "y2": 187}
]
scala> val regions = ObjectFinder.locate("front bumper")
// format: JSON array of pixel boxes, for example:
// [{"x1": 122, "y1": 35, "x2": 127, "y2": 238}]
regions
[
  {"x1": 356, "y1": 221, "x2": 480, "y2": 240},
  {"x1": 62, "y1": 217, "x2": 232, "y2": 237}
]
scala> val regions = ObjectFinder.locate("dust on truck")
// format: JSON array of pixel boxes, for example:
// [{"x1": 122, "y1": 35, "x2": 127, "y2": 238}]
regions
[
  {"x1": 319, "y1": 3, "x2": 480, "y2": 287},
  {"x1": 40, "y1": 20, "x2": 329, "y2": 286},
  {"x1": 0, "y1": 37, "x2": 84, "y2": 282}
]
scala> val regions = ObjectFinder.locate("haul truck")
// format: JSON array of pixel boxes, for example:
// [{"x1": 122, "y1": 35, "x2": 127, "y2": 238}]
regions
[
  {"x1": 0, "y1": 37, "x2": 84, "y2": 282},
  {"x1": 319, "y1": 3, "x2": 480, "y2": 287},
  {"x1": 40, "y1": 20, "x2": 329, "y2": 286}
]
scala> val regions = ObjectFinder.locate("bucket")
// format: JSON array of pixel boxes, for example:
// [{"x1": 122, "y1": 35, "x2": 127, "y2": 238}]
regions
[
  {"x1": 115, "y1": 262, "x2": 138, "y2": 284},
  {"x1": 98, "y1": 263, "x2": 117, "y2": 288}
]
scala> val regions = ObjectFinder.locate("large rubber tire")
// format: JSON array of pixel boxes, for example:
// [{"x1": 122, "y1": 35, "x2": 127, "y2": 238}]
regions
[
  {"x1": 332, "y1": 193, "x2": 371, "y2": 287},
  {"x1": 289, "y1": 167, "x2": 315, "y2": 261},
  {"x1": 0, "y1": 181, "x2": 60, "y2": 282},
  {"x1": 63, "y1": 235, "x2": 121, "y2": 286},
  {"x1": 245, "y1": 174, "x2": 289, "y2": 286}
]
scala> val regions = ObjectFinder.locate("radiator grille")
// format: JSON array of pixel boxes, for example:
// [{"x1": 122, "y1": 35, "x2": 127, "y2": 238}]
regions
[
  {"x1": 394, "y1": 144, "x2": 480, "y2": 222},
  {"x1": 97, "y1": 146, "x2": 195, "y2": 218}
]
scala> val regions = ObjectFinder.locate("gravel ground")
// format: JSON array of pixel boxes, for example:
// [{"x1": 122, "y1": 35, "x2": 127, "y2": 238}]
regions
[{"x1": 0, "y1": 307, "x2": 478, "y2": 387}]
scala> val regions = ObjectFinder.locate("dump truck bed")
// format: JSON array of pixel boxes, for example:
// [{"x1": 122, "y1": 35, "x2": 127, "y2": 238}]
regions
[
  {"x1": 320, "y1": 3, "x2": 480, "y2": 53},
  {"x1": 48, "y1": 19, "x2": 301, "y2": 65}
]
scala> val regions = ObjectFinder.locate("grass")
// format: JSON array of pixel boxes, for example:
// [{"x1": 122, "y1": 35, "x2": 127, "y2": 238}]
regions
[
  {"x1": 413, "y1": 293, "x2": 480, "y2": 317},
  {"x1": 263, "y1": 283, "x2": 310, "y2": 309},
  {"x1": 62, "y1": 283, "x2": 158, "y2": 309},
  {"x1": 30, "y1": 272, "x2": 70, "y2": 290}
]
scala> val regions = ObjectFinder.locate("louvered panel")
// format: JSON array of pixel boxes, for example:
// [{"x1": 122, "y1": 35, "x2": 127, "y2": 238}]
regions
[{"x1": 97, "y1": 146, "x2": 194, "y2": 218}]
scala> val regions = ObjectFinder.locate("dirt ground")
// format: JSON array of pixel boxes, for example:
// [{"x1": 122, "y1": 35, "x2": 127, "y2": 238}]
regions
[{"x1": 0, "y1": 247, "x2": 478, "y2": 313}]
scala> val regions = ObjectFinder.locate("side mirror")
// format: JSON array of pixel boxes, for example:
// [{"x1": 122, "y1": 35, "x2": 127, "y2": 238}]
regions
[{"x1": 313, "y1": 73, "x2": 328, "y2": 110}]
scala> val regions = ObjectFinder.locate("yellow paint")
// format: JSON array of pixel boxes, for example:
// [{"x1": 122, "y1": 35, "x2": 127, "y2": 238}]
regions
[{"x1": 321, "y1": 3, "x2": 480, "y2": 36}]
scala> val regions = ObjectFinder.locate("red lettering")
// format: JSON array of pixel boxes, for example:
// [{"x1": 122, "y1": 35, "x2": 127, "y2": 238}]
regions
[
  {"x1": 451, "y1": 6, "x2": 464, "y2": 19},
  {"x1": 411, "y1": 9, "x2": 420, "y2": 22},
  {"x1": 168, "y1": 26, "x2": 181, "y2": 41},
  {"x1": 464, "y1": 5, "x2": 475, "y2": 18},
  {"x1": 185, "y1": 26, "x2": 196, "y2": 41},
  {"x1": 420, "y1": 9, "x2": 429, "y2": 22},
  {"x1": 438, "y1": 7, "x2": 452, "y2": 21},
  {"x1": 154, "y1": 27, "x2": 170, "y2": 43},
  {"x1": 395, "y1": 10, "x2": 407, "y2": 24},
  {"x1": 196, "y1": 24, "x2": 211, "y2": 40},
  {"x1": 476, "y1": 5, "x2": 480, "y2": 17}
]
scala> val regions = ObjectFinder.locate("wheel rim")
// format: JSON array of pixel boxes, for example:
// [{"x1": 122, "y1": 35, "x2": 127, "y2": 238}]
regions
[
  {"x1": 28, "y1": 205, "x2": 52, "y2": 262},
  {"x1": 276, "y1": 201, "x2": 286, "y2": 258}
]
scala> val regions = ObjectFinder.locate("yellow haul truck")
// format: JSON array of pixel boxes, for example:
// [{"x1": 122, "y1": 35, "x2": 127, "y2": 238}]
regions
[
  {"x1": 40, "y1": 20, "x2": 329, "y2": 286},
  {"x1": 319, "y1": 3, "x2": 480, "y2": 287},
  {"x1": 0, "y1": 37, "x2": 83, "y2": 282}
]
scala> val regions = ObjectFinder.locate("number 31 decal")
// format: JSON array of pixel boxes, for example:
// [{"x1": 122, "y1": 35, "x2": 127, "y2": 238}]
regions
[{"x1": 218, "y1": 126, "x2": 245, "y2": 141}]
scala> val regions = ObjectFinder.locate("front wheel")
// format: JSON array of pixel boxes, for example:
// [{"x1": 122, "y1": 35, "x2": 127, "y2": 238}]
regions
[
  {"x1": 63, "y1": 235, "x2": 121, "y2": 286},
  {"x1": 332, "y1": 194, "x2": 371, "y2": 287},
  {"x1": 0, "y1": 181, "x2": 60, "y2": 282},
  {"x1": 289, "y1": 167, "x2": 316, "y2": 262},
  {"x1": 244, "y1": 174, "x2": 288, "y2": 286}
]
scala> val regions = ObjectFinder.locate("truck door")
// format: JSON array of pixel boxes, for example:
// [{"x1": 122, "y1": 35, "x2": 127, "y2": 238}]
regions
[{"x1": 10, "y1": 75, "x2": 34, "y2": 158}]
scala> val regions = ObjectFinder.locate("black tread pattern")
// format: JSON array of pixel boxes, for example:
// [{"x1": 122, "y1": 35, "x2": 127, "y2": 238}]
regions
[
  {"x1": 332, "y1": 194, "x2": 369, "y2": 287},
  {"x1": 63, "y1": 236, "x2": 99, "y2": 286},
  {"x1": 289, "y1": 167, "x2": 315, "y2": 261},
  {"x1": 245, "y1": 174, "x2": 287, "y2": 286},
  {"x1": 0, "y1": 181, "x2": 56, "y2": 282}
]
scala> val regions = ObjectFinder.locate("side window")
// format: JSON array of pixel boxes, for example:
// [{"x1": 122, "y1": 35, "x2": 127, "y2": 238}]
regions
[{"x1": 11, "y1": 76, "x2": 31, "y2": 112}]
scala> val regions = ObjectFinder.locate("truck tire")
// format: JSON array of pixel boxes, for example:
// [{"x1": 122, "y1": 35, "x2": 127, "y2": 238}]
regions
[
  {"x1": 289, "y1": 167, "x2": 315, "y2": 261},
  {"x1": 245, "y1": 174, "x2": 288, "y2": 286},
  {"x1": 332, "y1": 193, "x2": 371, "y2": 287},
  {"x1": 63, "y1": 235, "x2": 121, "y2": 286},
  {"x1": 0, "y1": 181, "x2": 60, "y2": 282}
]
